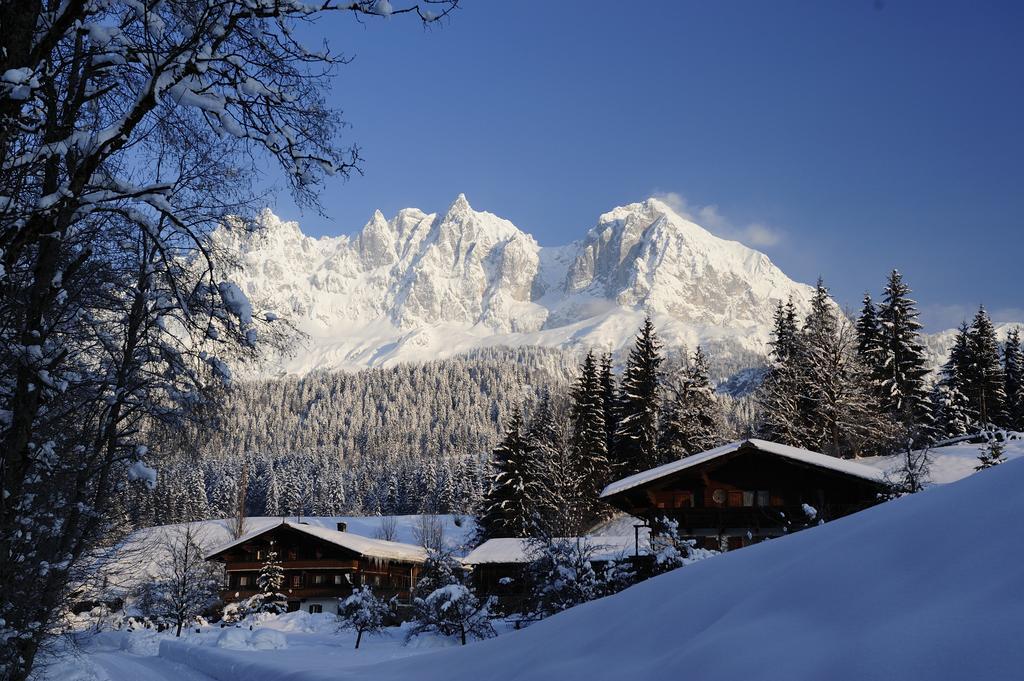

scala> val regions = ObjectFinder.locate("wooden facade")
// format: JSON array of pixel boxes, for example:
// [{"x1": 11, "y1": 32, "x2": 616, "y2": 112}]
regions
[
  {"x1": 600, "y1": 439, "x2": 887, "y2": 551},
  {"x1": 205, "y1": 522, "x2": 426, "y2": 615}
]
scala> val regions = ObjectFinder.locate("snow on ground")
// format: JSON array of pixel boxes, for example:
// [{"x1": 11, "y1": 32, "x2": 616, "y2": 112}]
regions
[
  {"x1": 858, "y1": 435, "x2": 1024, "y2": 484},
  {"x1": 58, "y1": 455, "x2": 1024, "y2": 681}
]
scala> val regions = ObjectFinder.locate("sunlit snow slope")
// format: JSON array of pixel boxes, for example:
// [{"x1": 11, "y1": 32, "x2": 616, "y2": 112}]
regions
[
  {"x1": 343, "y1": 460, "x2": 1024, "y2": 681},
  {"x1": 215, "y1": 195, "x2": 816, "y2": 374}
]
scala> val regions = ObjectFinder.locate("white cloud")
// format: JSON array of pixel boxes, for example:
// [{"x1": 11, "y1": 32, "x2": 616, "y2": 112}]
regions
[{"x1": 652, "y1": 192, "x2": 783, "y2": 249}]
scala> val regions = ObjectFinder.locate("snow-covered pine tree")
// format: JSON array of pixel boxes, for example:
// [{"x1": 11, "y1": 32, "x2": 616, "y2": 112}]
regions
[
  {"x1": 856, "y1": 293, "x2": 882, "y2": 360},
  {"x1": 962, "y1": 306, "x2": 1007, "y2": 427},
  {"x1": 755, "y1": 301, "x2": 809, "y2": 447},
  {"x1": 337, "y1": 586, "x2": 389, "y2": 649},
  {"x1": 478, "y1": 410, "x2": 539, "y2": 540},
  {"x1": 799, "y1": 281, "x2": 893, "y2": 457},
  {"x1": 659, "y1": 347, "x2": 727, "y2": 460},
  {"x1": 614, "y1": 318, "x2": 664, "y2": 477},
  {"x1": 599, "y1": 352, "x2": 619, "y2": 469},
  {"x1": 876, "y1": 270, "x2": 932, "y2": 439},
  {"x1": 1004, "y1": 328, "x2": 1024, "y2": 431},
  {"x1": 568, "y1": 352, "x2": 611, "y2": 515},
  {"x1": 975, "y1": 439, "x2": 1007, "y2": 471},
  {"x1": 933, "y1": 322, "x2": 977, "y2": 440},
  {"x1": 252, "y1": 551, "x2": 288, "y2": 614}
]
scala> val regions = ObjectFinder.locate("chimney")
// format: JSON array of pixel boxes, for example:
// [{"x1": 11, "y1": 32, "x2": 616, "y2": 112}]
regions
[{"x1": 336, "y1": 521, "x2": 347, "y2": 533}]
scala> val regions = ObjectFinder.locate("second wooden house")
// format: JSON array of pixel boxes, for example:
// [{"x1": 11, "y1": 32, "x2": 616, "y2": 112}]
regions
[{"x1": 205, "y1": 520, "x2": 428, "y2": 615}]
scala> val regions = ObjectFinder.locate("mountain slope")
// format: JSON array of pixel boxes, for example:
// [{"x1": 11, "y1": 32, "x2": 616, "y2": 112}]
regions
[{"x1": 216, "y1": 195, "x2": 816, "y2": 374}]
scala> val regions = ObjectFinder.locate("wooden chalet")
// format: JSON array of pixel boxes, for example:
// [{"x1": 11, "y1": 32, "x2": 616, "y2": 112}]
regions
[
  {"x1": 600, "y1": 438, "x2": 888, "y2": 551},
  {"x1": 205, "y1": 520, "x2": 427, "y2": 615}
]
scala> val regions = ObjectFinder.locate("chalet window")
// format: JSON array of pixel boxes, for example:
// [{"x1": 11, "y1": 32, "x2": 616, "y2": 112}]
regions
[
  {"x1": 291, "y1": 575, "x2": 302, "y2": 588},
  {"x1": 653, "y1": 491, "x2": 693, "y2": 509},
  {"x1": 727, "y1": 490, "x2": 743, "y2": 507},
  {"x1": 742, "y1": 491, "x2": 754, "y2": 507},
  {"x1": 373, "y1": 575, "x2": 381, "y2": 586},
  {"x1": 238, "y1": 575, "x2": 251, "y2": 587},
  {"x1": 334, "y1": 574, "x2": 345, "y2": 585},
  {"x1": 756, "y1": 490, "x2": 770, "y2": 507},
  {"x1": 256, "y1": 549, "x2": 263, "y2": 560},
  {"x1": 313, "y1": 574, "x2": 324, "y2": 585},
  {"x1": 309, "y1": 604, "x2": 323, "y2": 614},
  {"x1": 287, "y1": 549, "x2": 297, "y2": 561}
]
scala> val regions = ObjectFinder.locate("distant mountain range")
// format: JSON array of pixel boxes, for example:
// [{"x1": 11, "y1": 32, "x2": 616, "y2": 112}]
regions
[{"x1": 214, "y1": 194, "x2": 1018, "y2": 383}]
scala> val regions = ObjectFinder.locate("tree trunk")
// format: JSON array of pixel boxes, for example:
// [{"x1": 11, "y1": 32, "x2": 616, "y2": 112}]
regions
[
  {"x1": 176, "y1": 620, "x2": 183, "y2": 638},
  {"x1": 355, "y1": 629, "x2": 363, "y2": 649}
]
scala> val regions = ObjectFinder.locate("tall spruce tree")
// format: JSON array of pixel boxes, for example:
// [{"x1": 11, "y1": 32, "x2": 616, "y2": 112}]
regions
[
  {"x1": 478, "y1": 410, "x2": 539, "y2": 540},
  {"x1": 800, "y1": 280, "x2": 891, "y2": 457},
  {"x1": 614, "y1": 318, "x2": 665, "y2": 477},
  {"x1": 963, "y1": 306, "x2": 1007, "y2": 426},
  {"x1": 933, "y1": 322, "x2": 977, "y2": 439},
  {"x1": 599, "y1": 353, "x2": 619, "y2": 467},
  {"x1": 756, "y1": 300, "x2": 808, "y2": 447},
  {"x1": 1003, "y1": 328, "x2": 1024, "y2": 431},
  {"x1": 568, "y1": 352, "x2": 610, "y2": 506},
  {"x1": 876, "y1": 270, "x2": 932, "y2": 439},
  {"x1": 855, "y1": 293, "x2": 884, "y2": 381}
]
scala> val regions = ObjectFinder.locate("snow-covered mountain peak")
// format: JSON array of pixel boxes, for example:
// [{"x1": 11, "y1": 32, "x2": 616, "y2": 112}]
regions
[{"x1": 220, "y1": 196, "x2": 819, "y2": 375}]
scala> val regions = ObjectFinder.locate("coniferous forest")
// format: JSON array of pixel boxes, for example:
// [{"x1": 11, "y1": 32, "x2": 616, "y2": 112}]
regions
[{"x1": 117, "y1": 270, "x2": 1023, "y2": 540}]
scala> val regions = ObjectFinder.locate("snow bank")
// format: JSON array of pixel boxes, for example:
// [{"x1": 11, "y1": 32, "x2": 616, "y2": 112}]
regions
[
  {"x1": 160, "y1": 460, "x2": 1024, "y2": 681},
  {"x1": 347, "y1": 459, "x2": 1024, "y2": 681}
]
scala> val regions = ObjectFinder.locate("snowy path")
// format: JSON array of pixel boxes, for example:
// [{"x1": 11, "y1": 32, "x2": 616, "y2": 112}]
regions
[{"x1": 90, "y1": 650, "x2": 217, "y2": 681}]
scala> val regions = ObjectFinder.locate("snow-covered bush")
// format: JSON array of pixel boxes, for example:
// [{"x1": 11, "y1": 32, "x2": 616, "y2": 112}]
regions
[
  {"x1": 413, "y1": 548, "x2": 463, "y2": 600},
  {"x1": 649, "y1": 518, "x2": 718, "y2": 575},
  {"x1": 337, "y1": 586, "x2": 390, "y2": 649},
  {"x1": 406, "y1": 584, "x2": 496, "y2": 646},
  {"x1": 524, "y1": 538, "x2": 602, "y2": 617}
]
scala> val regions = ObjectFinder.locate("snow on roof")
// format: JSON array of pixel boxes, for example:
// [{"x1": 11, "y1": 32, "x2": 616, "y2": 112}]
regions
[
  {"x1": 600, "y1": 438, "x2": 887, "y2": 499},
  {"x1": 463, "y1": 535, "x2": 648, "y2": 565},
  {"x1": 205, "y1": 520, "x2": 428, "y2": 563}
]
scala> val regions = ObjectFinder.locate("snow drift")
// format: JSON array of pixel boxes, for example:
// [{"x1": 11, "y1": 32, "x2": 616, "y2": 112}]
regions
[{"x1": 345, "y1": 459, "x2": 1024, "y2": 681}]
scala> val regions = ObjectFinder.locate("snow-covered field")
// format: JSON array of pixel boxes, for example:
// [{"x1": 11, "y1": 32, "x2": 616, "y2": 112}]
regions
[
  {"x1": 859, "y1": 435, "x2": 1024, "y2": 484},
  {"x1": 50, "y1": 441, "x2": 1024, "y2": 681}
]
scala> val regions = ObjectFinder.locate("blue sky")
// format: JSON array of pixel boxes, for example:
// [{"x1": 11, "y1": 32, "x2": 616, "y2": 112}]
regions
[{"x1": 266, "y1": 1, "x2": 1023, "y2": 330}]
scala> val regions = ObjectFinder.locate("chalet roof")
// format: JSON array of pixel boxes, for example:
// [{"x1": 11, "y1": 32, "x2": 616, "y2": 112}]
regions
[
  {"x1": 600, "y1": 438, "x2": 887, "y2": 499},
  {"x1": 204, "y1": 520, "x2": 428, "y2": 563},
  {"x1": 463, "y1": 535, "x2": 648, "y2": 566}
]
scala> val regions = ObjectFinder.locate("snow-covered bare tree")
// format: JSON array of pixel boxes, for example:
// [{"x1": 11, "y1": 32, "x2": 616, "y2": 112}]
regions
[
  {"x1": 337, "y1": 586, "x2": 389, "y2": 649},
  {"x1": 0, "y1": 2, "x2": 458, "y2": 678},
  {"x1": 147, "y1": 525, "x2": 221, "y2": 637}
]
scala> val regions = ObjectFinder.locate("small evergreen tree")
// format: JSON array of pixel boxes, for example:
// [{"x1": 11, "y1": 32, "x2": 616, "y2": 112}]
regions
[
  {"x1": 975, "y1": 439, "x2": 1007, "y2": 471},
  {"x1": 933, "y1": 322, "x2": 978, "y2": 440},
  {"x1": 855, "y1": 292, "x2": 883, "y2": 368},
  {"x1": 337, "y1": 586, "x2": 389, "y2": 649},
  {"x1": 251, "y1": 550, "x2": 288, "y2": 614},
  {"x1": 614, "y1": 317, "x2": 664, "y2": 476},
  {"x1": 478, "y1": 410, "x2": 539, "y2": 540}
]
